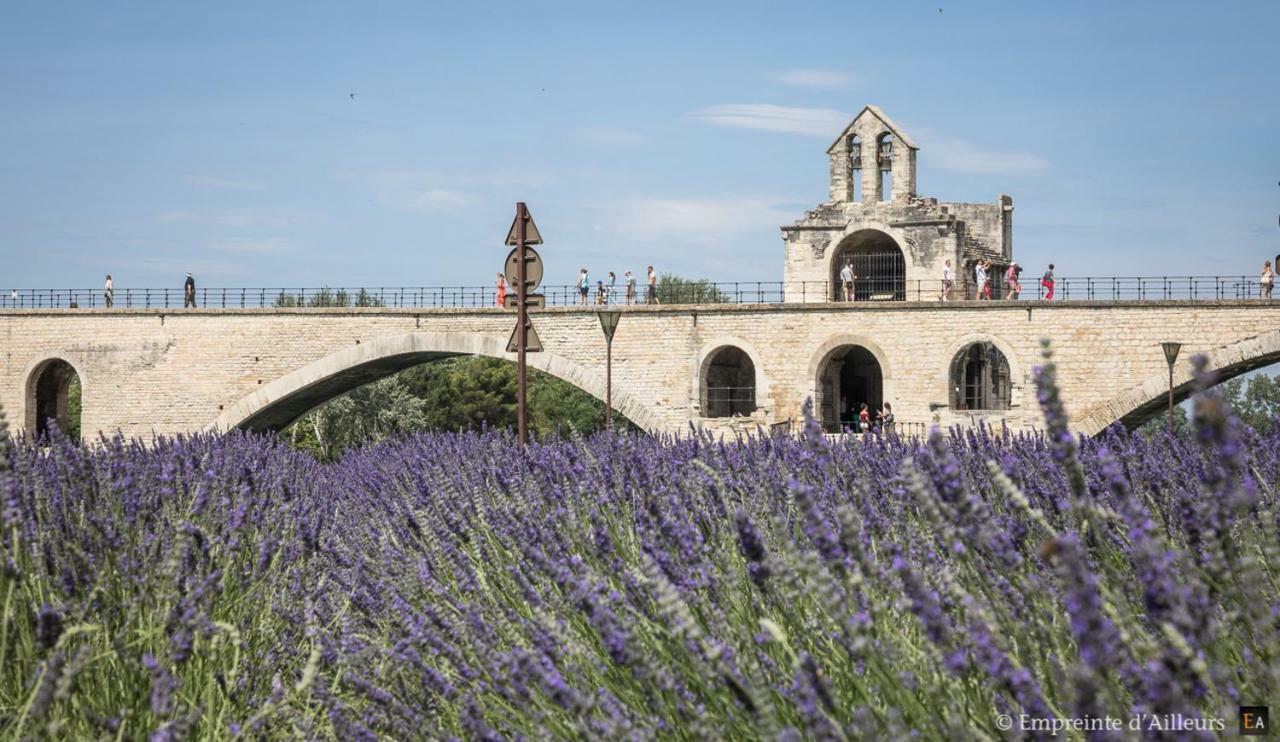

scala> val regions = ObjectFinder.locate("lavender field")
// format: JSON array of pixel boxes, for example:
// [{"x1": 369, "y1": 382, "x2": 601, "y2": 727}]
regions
[{"x1": 1, "y1": 350, "x2": 1278, "y2": 740}]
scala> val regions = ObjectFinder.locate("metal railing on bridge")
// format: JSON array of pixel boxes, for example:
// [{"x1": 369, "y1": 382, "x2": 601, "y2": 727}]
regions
[{"x1": 1, "y1": 276, "x2": 1274, "y2": 309}]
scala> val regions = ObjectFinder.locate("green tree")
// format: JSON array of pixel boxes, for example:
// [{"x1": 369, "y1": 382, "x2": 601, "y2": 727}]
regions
[
  {"x1": 272, "y1": 288, "x2": 385, "y2": 308},
  {"x1": 656, "y1": 273, "x2": 729, "y2": 304},
  {"x1": 1139, "y1": 370, "x2": 1280, "y2": 437},
  {"x1": 282, "y1": 356, "x2": 627, "y2": 459},
  {"x1": 66, "y1": 375, "x2": 82, "y2": 441}
]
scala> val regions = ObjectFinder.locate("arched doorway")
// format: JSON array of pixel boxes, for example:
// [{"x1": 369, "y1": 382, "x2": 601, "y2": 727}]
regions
[
  {"x1": 817, "y1": 345, "x2": 883, "y2": 431},
  {"x1": 830, "y1": 229, "x2": 906, "y2": 301},
  {"x1": 701, "y1": 346, "x2": 756, "y2": 417},
  {"x1": 28, "y1": 359, "x2": 81, "y2": 440}
]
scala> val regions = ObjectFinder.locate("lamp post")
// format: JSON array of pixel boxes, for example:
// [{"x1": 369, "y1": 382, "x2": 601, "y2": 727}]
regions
[
  {"x1": 1161, "y1": 341, "x2": 1182, "y2": 436},
  {"x1": 597, "y1": 309, "x2": 622, "y2": 430}
]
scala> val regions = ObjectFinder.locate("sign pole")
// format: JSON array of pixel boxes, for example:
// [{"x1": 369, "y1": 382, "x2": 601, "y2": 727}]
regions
[
  {"x1": 605, "y1": 336, "x2": 613, "y2": 430},
  {"x1": 516, "y1": 202, "x2": 529, "y2": 446}
]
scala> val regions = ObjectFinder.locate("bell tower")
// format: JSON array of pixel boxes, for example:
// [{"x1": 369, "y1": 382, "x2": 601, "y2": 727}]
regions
[{"x1": 826, "y1": 105, "x2": 918, "y2": 204}]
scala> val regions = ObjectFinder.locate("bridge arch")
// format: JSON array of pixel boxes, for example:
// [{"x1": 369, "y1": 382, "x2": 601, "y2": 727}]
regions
[
  {"x1": 209, "y1": 332, "x2": 666, "y2": 435},
  {"x1": 1076, "y1": 328, "x2": 1280, "y2": 435},
  {"x1": 23, "y1": 356, "x2": 83, "y2": 441},
  {"x1": 808, "y1": 334, "x2": 892, "y2": 431},
  {"x1": 692, "y1": 336, "x2": 772, "y2": 418}
]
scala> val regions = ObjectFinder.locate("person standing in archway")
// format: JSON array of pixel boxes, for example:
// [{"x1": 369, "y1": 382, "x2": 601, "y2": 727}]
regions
[
  {"x1": 858, "y1": 402, "x2": 871, "y2": 433},
  {"x1": 840, "y1": 261, "x2": 855, "y2": 301},
  {"x1": 941, "y1": 260, "x2": 953, "y2": 301},
  {"x1": 495, "y1": 272, "x2": 507, "y2": 307},
  {"x1": 183, "y1": 272, "x2": 196, "y2": 308},
  {"x1": 1041, "y1": 264, "x2": 1056, "y2": 300},
  {"x1": 104, "y1": 274, "x2": 114, "y2": 308},
  {"x1": 1261, "y1": 260, "x2": 1274, "y2": 300}
]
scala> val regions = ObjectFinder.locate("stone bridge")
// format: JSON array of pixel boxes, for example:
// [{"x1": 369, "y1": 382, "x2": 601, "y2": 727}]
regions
[{"x1": 3, "y1": 300, "x2": 1279, "y2": 442}]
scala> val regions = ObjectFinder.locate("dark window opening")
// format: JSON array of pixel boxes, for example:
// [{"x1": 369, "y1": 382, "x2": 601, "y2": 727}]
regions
[
  {"x1": 703, "y1": 346, "x2": 756, "y2": 417},
  {"x1": 818, "y1": 345, "x2": 883, "y2": 432},
  {"x1": 951, "y1": 343, "x2": 1011, "y2": 411}
]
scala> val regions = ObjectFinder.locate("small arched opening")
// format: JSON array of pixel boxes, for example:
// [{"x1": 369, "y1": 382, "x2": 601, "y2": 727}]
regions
[
  {"x1": 817, "y1": 345, "x2": 883, "y2": 431},
  {"x1": 28, "y1": 359, "x2": 81, "y2": 440},
  {"x1": 830, "y1": 229, "x2": 906, "y2": 301},
  {"x1": 876, "y1": 132, "x2": 894, "y2": 201},
  {"x1": 847, "y1": 134, "x2": 863, "y2": 202},
  {"x1": 951, "y1": 342, "x2": 1011, "y2": 411},
  {"x1": 702, "y1": 346, "x2": 756, "y2": 417}
]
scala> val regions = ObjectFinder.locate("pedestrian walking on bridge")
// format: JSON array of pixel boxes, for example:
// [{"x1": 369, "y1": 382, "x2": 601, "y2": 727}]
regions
[
  {"x1": 496, "y1": 272, "x2": 507, "y2": 307},
  {"x1": 1261, "y1": 260, "x2": 1274, "y2": 300},
  {"x1": 1041, "y1": 264, "x2": 1055, "y2": 300},
  {"x1": 183, "y1": 272, "x2": 197, "y2": 308},
  {"x1": 104, "y1": 274, "x2": 114, "y2": 308}
]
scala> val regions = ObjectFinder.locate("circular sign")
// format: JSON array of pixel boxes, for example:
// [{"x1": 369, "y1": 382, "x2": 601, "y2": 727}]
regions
[{"x1": 504, "y1": 246, "x2": 543, "y2": 293}]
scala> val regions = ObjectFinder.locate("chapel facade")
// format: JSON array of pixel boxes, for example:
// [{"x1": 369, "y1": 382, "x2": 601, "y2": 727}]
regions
[{"x1": 781, "y1": 105, "x2": 1014, "y2": 302}]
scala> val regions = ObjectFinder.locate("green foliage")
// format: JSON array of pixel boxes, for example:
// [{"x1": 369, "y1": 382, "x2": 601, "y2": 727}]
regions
[
  {"x1": 65, "y1": 377, "x2": 81, "y2": 442},
  {"x1": 283, "y1": 356, "x2": 622, "y2": 460},
  {"x1": 1140, "y1": 371, "x2": 1279, "y2": 437},
  {"x1": 656, "y1": 273, "x2": 728, "y2": 304},
  {"x1": 271, "y1": 288, "x2": 385, "y2": 308},
  {"x1": 1219, "y1": 373, "x2": 1280, "y2": 433}
]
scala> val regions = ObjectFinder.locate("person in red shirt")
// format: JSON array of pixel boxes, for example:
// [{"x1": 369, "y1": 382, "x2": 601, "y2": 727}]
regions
[
  {"x1": 858, "y1": 402, "x2": 871, "y2": 433},
  {"x1": 496, "y1": 273, "x2": 507, "y2": 307}
]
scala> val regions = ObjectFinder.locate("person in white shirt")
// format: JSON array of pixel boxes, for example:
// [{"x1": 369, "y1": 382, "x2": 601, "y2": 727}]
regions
[
  {"x1": 975, "y1": 261, "x2": 988, "y2": 301},
  {"x1": 839, "y1": 261, "x2": 855, "y2": 301},
  {"x1": 104, "y1": 274, "x2": 114, "y2": 308},
  {"x1": 624, "y1": 270, "x2": 636, "y2": 305},
  {"x1": 941, "y1": 260, "x2": 953, "y2": 301}
]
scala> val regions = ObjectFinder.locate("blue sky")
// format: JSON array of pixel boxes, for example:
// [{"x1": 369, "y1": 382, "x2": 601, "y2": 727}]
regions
[{"x1": 2, "y1": 1, "x2": 1278, "y2": 290}]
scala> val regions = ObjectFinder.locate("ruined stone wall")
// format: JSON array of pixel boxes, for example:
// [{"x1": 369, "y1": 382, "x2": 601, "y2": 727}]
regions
[{"x1": 3, "y1": 302, "x2": 1278, "y2": 442}]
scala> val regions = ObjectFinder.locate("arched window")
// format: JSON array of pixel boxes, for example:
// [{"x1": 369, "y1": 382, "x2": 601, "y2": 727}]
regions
[
  {"x1": 847, "y1": 135, "x2": 862, "y2": 202},
  {"x1": 951, "y1": 343, "x2": 1011, "y2": 411},
  {"x1": 703, "y1": 346, "x2": 756, "y2": 417},
  {"x1": 876, "y1": 132, "x2": 894, "y2": 201}
]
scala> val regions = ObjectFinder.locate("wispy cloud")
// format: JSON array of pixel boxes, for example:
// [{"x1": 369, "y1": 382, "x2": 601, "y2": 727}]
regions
[
  {"x1": 207, "y1": 237, "x2": 297, "y2": 255},
  {"x1": 363, "y1": 169, "x2": 555, "y2": 214},
  {"x1": 604, "y1": 196, "x2": 799, "y2": 244},
  {"x1": 182, "y1": 174, "x2": 265, "y2": 190},
  {"x1": 688, "y1": 104, "x2": 850, "y2": 137},
  {"x1": 152, "y1": 209, "x2": 299, "y2": 228},
  {"x1": 914, "y1": 129, "x2": 1051, "y2": 174},
  {"x1": 770, "y1": 69, "x2": 860, "y2": 89},
  {"x1": 691, "y1": 106, "x2": 1050, "y2": 174},
  {"x1": 135, "y1": 256, "x2": 248, "y2": 279},
  {"x1": 568, "y1": 125, "x2": 650, "y2": 147}
]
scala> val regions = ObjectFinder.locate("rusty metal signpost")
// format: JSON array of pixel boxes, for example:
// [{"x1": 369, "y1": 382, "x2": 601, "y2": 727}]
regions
[{"x1": 505, "y1": 202, "x2": 543, "y2": 446}]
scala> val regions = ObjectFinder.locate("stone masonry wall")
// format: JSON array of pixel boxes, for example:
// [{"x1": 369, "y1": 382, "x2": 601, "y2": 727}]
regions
[{"x1": 3, "y1": 302, "x2": 1278, "y2": 441}]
